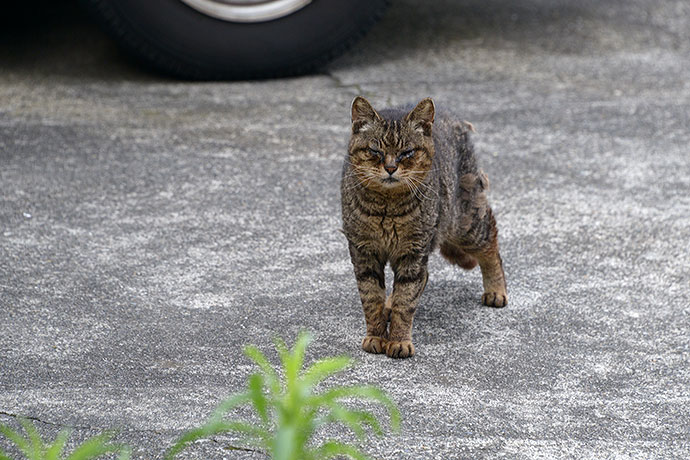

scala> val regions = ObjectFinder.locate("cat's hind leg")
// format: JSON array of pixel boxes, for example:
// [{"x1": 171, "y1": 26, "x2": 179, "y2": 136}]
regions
[
  {"x1": 474, "y1": 232, "x2": 507, "y2": 308},
  {"x1": 450, "y1": 173, "x2": 508, "y2": 307},
  {"x1": 442, "y1": 235, "x2": 506, "y2": 307}
]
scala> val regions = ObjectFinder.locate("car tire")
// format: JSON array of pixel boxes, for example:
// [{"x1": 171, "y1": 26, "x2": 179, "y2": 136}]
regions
[{"x1": 83, "y1": 0, "x2": 388, "y2": 80}]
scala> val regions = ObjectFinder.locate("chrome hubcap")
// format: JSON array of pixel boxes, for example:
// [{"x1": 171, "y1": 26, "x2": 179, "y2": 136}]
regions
[{"x1": 179, "y1": 0, "x2": 312, "y2": 23}]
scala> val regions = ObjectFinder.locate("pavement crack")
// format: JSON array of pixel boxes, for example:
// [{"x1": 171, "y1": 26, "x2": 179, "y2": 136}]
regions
[
  {"x1": 0, "y1": 410, "x2": 165, "y2": 435},
  {"x1": 323, "y1": 71, "x2": 368, "y2": 97},
  {"x1": 321, "y1": 71, "x2": 396, "y2": 109},
  {"x1": 210, "y1": 437, "x2": 269, "y2": 457},
  {"x1": 0, "y1": 410, "x2": 92, "y2": 431}
]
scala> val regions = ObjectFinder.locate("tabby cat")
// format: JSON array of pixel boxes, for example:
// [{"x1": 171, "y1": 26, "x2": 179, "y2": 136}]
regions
[{"x1": 341, "y1": 97, "x2": 507, "y2": 359}]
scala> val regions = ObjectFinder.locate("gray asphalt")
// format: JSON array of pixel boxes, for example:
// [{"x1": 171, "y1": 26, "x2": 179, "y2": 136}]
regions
[{"x1": 1, "y1": 0, "x2": 689, "y2": 459}]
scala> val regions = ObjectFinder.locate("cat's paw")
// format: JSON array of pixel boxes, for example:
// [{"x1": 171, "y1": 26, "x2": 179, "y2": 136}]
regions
[
  {"x1": 385, "y1": 340, "x2": 415, "y2": 359},
  {"x1": 482, "y1": 292, "x2": 508, "y2": 308},
  {"x1": 362, "y1": 336, "x2": 387, "y2": 354}
]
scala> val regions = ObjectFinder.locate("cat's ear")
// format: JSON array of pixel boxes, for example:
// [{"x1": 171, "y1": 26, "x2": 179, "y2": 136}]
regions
[
  {"x1": 405, "y1": 97, "x2": 435, "y2": 136},
  {"x1": 351, "y1": 96, "x2": 382, "y2": 134}
]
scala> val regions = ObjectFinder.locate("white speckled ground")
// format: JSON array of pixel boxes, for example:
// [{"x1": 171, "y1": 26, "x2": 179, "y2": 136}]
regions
[{"x1": 1, "y1": 0, "x2": 688, "y2": 458}]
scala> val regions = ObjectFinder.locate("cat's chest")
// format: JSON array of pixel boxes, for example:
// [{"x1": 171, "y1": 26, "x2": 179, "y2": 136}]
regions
[
  {"x1": 379, "y1": 212, "x2": 417, "y2": 244},
  {"x1": 347, "y1": 202, "x2": 433, "y2": 257}
]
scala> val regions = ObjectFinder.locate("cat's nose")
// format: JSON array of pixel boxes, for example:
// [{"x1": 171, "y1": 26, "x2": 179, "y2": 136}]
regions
[{"x1": 384, "y1": 164, "x2": 398, "y2": 175}]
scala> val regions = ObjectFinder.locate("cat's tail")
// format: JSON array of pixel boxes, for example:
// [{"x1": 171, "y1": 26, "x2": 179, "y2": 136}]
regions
[{"x1": 439, "y1": 242, "x2": 478, "y2": 270}]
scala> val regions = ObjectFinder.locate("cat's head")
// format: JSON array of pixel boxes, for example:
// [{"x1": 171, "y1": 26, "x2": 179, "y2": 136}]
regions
[{"x1": 347, "y1": 97, "x2": 435, "y2": 193}]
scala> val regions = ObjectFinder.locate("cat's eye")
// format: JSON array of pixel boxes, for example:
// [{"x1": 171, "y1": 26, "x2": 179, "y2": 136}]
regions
[
  {"x1": 398, "y1": 149, "x2": 415, "y2": 160},
  {"x1": 368, "y1": 148, "x2": 383, "y2": 158}
]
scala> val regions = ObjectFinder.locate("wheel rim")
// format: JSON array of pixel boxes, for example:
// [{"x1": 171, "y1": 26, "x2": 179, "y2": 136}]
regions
[{"x1": 178, "y1": 0, "x2": 312, "y2": 23}]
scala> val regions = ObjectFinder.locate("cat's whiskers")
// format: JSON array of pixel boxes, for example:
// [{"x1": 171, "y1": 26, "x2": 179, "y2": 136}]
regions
[
  {"x1": 341, "y1": 168, "x2": 365, "y2": 189},
  {"x1": 342, "y1": 169, "x2": 364, "y2": 182},
  {"x1": 342, "y1": 176, "x2": 368, "y2": 192},
  {"x1": 411, "y1": 179, "x2": 438, "y2": 198},
  {"x1": 405, "y1": 180, "x2": 423, "y2": 202},
  {"x1": 342, "y1": 166, "x2": 379, "y2": 192},
  {"x1": 402, "y1": 174, "x2": 437, "y2": 200},
  {"x1": 399, "y1": 175, "x2": 417, "y2": 199},
  {"x1": 402, "y1": 176, "x2": 431, "y2": 201}
]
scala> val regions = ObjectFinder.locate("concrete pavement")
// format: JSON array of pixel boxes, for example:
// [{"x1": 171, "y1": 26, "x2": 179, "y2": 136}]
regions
[{"x1": 1, "y1": 0, "x2": 689, "y2": 458}]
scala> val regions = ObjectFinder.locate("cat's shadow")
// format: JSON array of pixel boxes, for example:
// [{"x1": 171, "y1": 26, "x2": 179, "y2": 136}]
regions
[{"x1": 412, "y1": 278, "x2": 485, "y2": 345}]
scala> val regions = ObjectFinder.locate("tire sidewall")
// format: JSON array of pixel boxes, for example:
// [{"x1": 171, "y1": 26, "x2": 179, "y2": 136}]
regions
[{"x1": 106, "y1": 0, "x2": 387, "y2": 78}]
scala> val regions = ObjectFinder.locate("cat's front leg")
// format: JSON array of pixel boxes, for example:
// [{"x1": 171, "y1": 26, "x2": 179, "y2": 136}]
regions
[
  {"x1": 386, "y1": 254, "x2": 429, "y2": 359},
  {"x1": 348, "y1": 243, "x2": 388, "y2": 354}
]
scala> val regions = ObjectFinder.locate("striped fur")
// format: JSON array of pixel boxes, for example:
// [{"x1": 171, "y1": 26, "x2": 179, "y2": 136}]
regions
[{"x1": 341, "y1": 97, "x2": 507, "y2": 359}]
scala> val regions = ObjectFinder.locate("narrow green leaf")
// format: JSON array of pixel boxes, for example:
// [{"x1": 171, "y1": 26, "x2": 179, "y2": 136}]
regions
[
  {"x1": 287, "y1": 332, "x2": 311, "y2": 384},
  {"x1": 208, "y1": 392, "x2": 251, "y2": 422},
  {"x1": 45, "y1": 429, "x2": 72, "y2": 460},
  {"x1": 307, "y1": 385, "x2": 377, "y2": 405},
  {"x1": 218, "y1": 420, "x2": 270, "y2": 440},
  {"x1": 248, "y1": 373, "x2": 269, "y2": 425},
  {"x1": 274, "y1": 337, "x2": 290, "y2": 377},
  {"x1": 166, "y1": 425, "x2": 225, "y2": 460},
  {"x1": 353, "y1": 410, "x2": 383, "y2": 437},
  {"x1": 18, "y1": 418, "x2": 44, "y2": 459},
  {"x1": 116, "y1": 446, "x2": 132, "y2": 460},
  {"x1": 307, "y1": 385, "x2": 400, "y2": 433},
  {"x1": 244, "y1": 345, "x2": 281, "y2": 395},
  {"x1": 272, "y1": 424, "x2": 297, "y2": 460},
  {"x1": 165, "y1": 426, "x2": 217, "y2": 460},
  {"x1": 165, "y1": 419, "x2": 269, "y2": 460},
  {"x1": 276, "y1": 331, "x2": 312, "y2": 407},
  {"x1": 322, "y1": 405, "x2": 383, "y2": 439},
  {"x1": 64, "y1": 433, "x2": 122, "y2": 460},
  {"x1": 313, "y1": 440, "x2": 369, "y2": 460},
  {"x1": 301, "y1": 356, "x2": 352, "y2": 388},
  {"x1": 0, "y1": 423, "x2": 31, "y2": 457},
  {"x1": 327, "y1": 403, "x2": 365, "y2": 439}
]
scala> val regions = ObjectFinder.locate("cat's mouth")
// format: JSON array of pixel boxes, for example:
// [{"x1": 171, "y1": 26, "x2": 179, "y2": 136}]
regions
[{"x1": 381, "y1": 177, "x2": 399, "y2": 185}]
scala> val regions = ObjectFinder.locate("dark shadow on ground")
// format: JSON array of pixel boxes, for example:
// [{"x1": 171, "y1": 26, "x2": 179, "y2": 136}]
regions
[
  {"x1": 330, "y1": 0, "x2": 682, "y2": 71},
  {"x1": 0, "y1": 0, "x2": 155, "y2": 81},
  {"x1": 2, "y1": 0, "x2": 664, "y2": 82}
]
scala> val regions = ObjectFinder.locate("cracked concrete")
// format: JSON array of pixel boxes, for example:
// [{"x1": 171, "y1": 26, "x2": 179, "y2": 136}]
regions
[{"x1": 1, "y1": 0, "x2": 689, "y2": 459}]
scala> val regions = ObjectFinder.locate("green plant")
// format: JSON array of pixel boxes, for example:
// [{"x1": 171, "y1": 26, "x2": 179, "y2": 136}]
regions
[
  {"x1": 165, "y1": 332, "x2": 400, "y2": 460},
  {"x1": 0, "y1": 418, "x2": 130, "y2": 460}
]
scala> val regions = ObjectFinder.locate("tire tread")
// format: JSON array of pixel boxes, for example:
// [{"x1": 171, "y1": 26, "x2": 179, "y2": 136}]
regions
[{"x1": 82, "y1": 0, "x2": 389, "y2": 80}]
